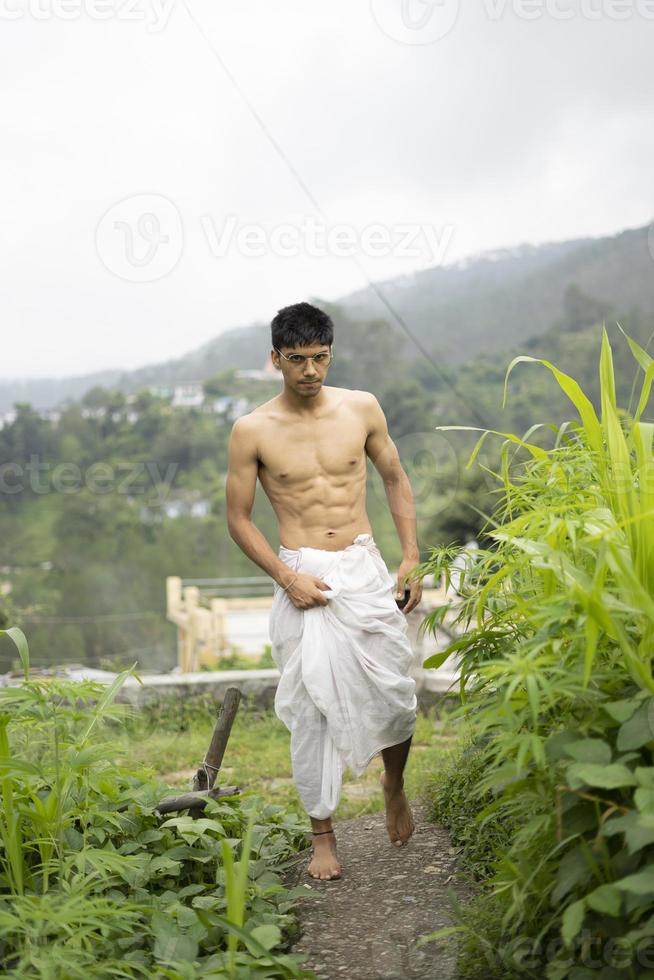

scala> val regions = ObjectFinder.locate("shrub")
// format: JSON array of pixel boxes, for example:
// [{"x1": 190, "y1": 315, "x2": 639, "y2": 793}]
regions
[
  {"x1": 0, "y1": 628, "x2": 315, "y2": 978},
  {"x1": 418, "y1": 326, "x2": 654, "y2": 978}
]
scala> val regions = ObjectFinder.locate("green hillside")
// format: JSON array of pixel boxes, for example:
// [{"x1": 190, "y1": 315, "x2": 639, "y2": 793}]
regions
[
  {"x1": 2, "y1": 290, "x2": 653, "y2": 672},
  {"x1": 341, "y1": 224, "x2": 654, "y2": 363},
  {"x1": 2, "y1": 220, "x2": 654, "y2": 672},
  {"x1": 2, "y1": 222, "x2": 653, "y2": 413}
]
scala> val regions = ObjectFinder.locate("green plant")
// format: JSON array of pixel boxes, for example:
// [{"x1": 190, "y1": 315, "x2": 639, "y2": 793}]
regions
[
  {"x1": 201, "y1": 646, "x2": 275, "y2": 673},
  {"x1": 0, "y1": 628, "x2": 316, "y2": 978},
  {"x1": 417, "y1": 326, "x2": 654, "y2": 977}
]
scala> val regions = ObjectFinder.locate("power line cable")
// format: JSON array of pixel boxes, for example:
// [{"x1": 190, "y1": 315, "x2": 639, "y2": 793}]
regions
[
  {"x1": 180, "y1": 2, "x2": 490, "y2": 430},
  {"x1": 20, "y1": 611, "x2": 161, "y2": 624}
]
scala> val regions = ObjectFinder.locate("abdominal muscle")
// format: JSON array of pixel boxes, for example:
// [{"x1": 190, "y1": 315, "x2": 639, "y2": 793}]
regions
[
  {"x1": 278, "y1": 517, "x2": 374, "y2": 552},
  {"x1": 255, "y1": 389, "x2": 374, "y2": 552},
  {"x1": 267, "y1": 473, "x2": 373, "y2": 552}
]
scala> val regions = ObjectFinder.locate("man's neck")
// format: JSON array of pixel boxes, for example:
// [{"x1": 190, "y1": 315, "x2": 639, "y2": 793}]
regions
[{"x1": 279, "y1": 385, "x2": 329, "y2": 416}]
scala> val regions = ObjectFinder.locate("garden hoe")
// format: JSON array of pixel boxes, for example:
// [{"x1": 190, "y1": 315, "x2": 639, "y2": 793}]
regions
[{"x1": 155, "y1": 686, "x2": 242, "y2": 817}]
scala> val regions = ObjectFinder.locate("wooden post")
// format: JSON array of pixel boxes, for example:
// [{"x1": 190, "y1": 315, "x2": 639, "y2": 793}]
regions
[
  {"x1": 210, "y1": 597, "x2": 229, "y2": 661},
  {"x1": 155, "y1": 687, "x2": 243, "y2": 816},
  {"x1": 166, "y1": 576, "x2": 189, "y2": 671},
  {"x1": 166, "y1": 576, "x2": 182, "y2": 617},
  {"x1": 192, "y1": 687, "x2": 242, "y2": 791},
  {"x1": 155, "y1": 785, "x2": 241, "y2": 816},
  {"x1": 183, "y1": 586, "x2": 200, "y2": 672}
]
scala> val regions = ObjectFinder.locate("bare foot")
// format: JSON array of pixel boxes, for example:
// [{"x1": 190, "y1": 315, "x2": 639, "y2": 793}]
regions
[
  {"x1": 307, "y1": 829, "x2": 342, "y2": 880},
  {"x1": 380, "y1": 771, "x2": 415, "y2": 846}
]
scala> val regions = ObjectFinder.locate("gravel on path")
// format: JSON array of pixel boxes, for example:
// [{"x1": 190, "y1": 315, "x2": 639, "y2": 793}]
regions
[{"x1": 284, "y1": 799, "x2": 470, "y2": 980}]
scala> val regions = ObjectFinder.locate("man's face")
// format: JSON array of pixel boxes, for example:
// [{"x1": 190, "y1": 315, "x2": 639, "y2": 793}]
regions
[{"x1": 272, "y1": 343, "x2": 332, "y2": 396}]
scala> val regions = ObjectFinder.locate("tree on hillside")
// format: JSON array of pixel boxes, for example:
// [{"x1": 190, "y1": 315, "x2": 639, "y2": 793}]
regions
[
  {"x1": 426, "y1": 465, "x2": 494, "y2": 546},
  {"x1": 325, "y1": 308, "x2": 406, "y2": 395},
  {"x1": 0, "y1": 403, "x2": 57, "y2": 502},
  {"x1": 81, "y1": 386, "x2": 112, "y2": 411},
  {"x1": 559, "y1": 283, "x2": 613, "y2": 333},
  {"x1": 380, "y1": 379, "x2": 433, "y2": 439},
  {"x1": 203, "y1": 369, "x2": 238, "y2": 400}
]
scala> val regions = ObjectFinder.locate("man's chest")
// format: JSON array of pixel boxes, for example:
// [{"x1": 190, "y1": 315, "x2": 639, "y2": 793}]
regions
[{"x1": 258, "y1": 414, "x2": 368, "y2": 485}]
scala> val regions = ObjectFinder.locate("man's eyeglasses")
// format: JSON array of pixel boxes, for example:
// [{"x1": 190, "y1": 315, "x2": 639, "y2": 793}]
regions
[{"x1": 273, "y1": 346, "x2": 333, "y2": 366}]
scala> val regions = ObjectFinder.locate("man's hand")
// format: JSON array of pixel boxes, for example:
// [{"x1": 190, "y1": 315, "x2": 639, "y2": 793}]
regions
[
  {"x1": 285, "y1": 573, "x2": 332, "y2": 610},
  {"x1": 396, "y1": 558, "x2": 423, "y2": 614}
]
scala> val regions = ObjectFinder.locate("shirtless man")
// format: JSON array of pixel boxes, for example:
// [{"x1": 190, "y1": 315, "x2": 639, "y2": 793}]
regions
[{"x1": 225, "y1": 301, "x2": 423, "y2": 880}]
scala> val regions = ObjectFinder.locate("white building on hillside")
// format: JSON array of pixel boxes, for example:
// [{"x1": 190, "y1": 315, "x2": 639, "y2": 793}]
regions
[{"x1": 171, "y1": 383, "x2": 204, "y2": 408}]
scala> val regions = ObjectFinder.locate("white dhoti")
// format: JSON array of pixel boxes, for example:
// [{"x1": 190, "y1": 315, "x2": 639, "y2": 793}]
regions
[{"x1": 269, "y1": 533, "x2": 418, "y2": 819}]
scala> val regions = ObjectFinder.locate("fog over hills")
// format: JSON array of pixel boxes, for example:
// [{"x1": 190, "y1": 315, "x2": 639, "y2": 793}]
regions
[{"x1": 2, "y1": 222, "x2": 652, "y2": 413}]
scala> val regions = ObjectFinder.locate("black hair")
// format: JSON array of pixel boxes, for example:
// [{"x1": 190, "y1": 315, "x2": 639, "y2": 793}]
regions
[{"x1": 271, "y1": 302, "x2": 334, "y2": 351}]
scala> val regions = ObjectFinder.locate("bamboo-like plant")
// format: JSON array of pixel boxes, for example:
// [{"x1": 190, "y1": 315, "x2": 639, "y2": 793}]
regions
[{"x1": 418, "y1": 325, "x2": 654, "y2": 978}]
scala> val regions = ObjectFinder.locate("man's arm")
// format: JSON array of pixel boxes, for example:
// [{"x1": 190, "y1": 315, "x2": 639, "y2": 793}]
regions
[
  {"x1": 225, "y1": 417, "x2": 297, "y2": 589},
  {"x1": 362, "y1": 392, "x2": 423, "y2": 613}
]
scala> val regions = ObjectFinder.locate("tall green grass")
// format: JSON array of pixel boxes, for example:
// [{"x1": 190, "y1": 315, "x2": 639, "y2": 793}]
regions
[{"x1": 418, "y1": 326, "x2": 654, "y2": 978}]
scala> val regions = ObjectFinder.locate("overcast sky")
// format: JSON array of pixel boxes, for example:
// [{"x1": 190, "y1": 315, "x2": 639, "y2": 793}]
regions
[{"x1": 2, "y1": 0, "x2": 653, "y2": 379}]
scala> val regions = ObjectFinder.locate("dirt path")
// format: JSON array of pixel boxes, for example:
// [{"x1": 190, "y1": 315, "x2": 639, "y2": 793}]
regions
[{"x1": 284, "y1": 799, "x2": 469, "y2": 980}]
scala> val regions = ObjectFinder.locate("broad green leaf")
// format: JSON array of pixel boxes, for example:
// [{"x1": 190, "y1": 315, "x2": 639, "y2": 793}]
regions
[
  {"x1": 616, "y1": 868, "x2": 654, "y2": 895},
  {"x1": 602, "y1": 699, "x2": 639, "y2": 724},
  {"x1": 153, "y1": 930, "x2": 199, "y2": 965},
  {"x1": 566, "y1": 762, "x2": 637, "y2": 790},
  {"x1": 615, "y1": 752, "x2": 642, "y2": 766},
  {"x1": 545, "y1": 730, "x2": 580, "y2": 761},
  {"x1": 62, "y1": 827, "x2": 85, "y2": 851},
  {"x1": 635, "y1": 788, "x2": 654, "y2": 812},
  {"x1": 585, "y1": 883, "x2": 621, "y2": 917},
  {"x1": 0, "y1": 628, "x2": 29, "y2": 679},
  {"x1": 551, "y1": 845, "x2": 593, "y2": 904},
  {"x1": 561, "y1": 802, "x2": 599, "y2": 837},
  {"x1": 617, "y1": 700, "x2": 654, "y2": 751},
  {"x1": 563, "y1": 738, "x2": 611, "y2": 765},
  {"x1": 636, "y1": 767, "x2": 654, "y2": 788},
  {"x1": 246, "y1": 923, "x2": 282, "y2": 953},
  {"x1": 422, "y1": 650, "x2": 451, "y2": 670},
  {"x1": 603, "y1": 812, "x2": 654, "y2": 855},
  {"x1": 149, "y1": 855, "x2": 183, "y2": 875},
  {"x1": 562, "y1": 898, "x2": 586, "y2": 945},
  {"x1": 210, "y1": 914, "x2": 285, "y2": 962}
]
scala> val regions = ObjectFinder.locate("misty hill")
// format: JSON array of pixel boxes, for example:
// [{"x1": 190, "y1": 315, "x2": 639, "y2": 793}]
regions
[
  {"x1": 340, "y1": 223, "x2": 654, "y2": 362},
  {"x1": 2, "y1": 221, "x2": 653, "y2": 413}
]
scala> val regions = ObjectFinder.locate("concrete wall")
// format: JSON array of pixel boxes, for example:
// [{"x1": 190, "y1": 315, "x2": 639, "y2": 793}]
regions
[{"x1": 113, "y1": 665, "x2": 463, "y2": 713}]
